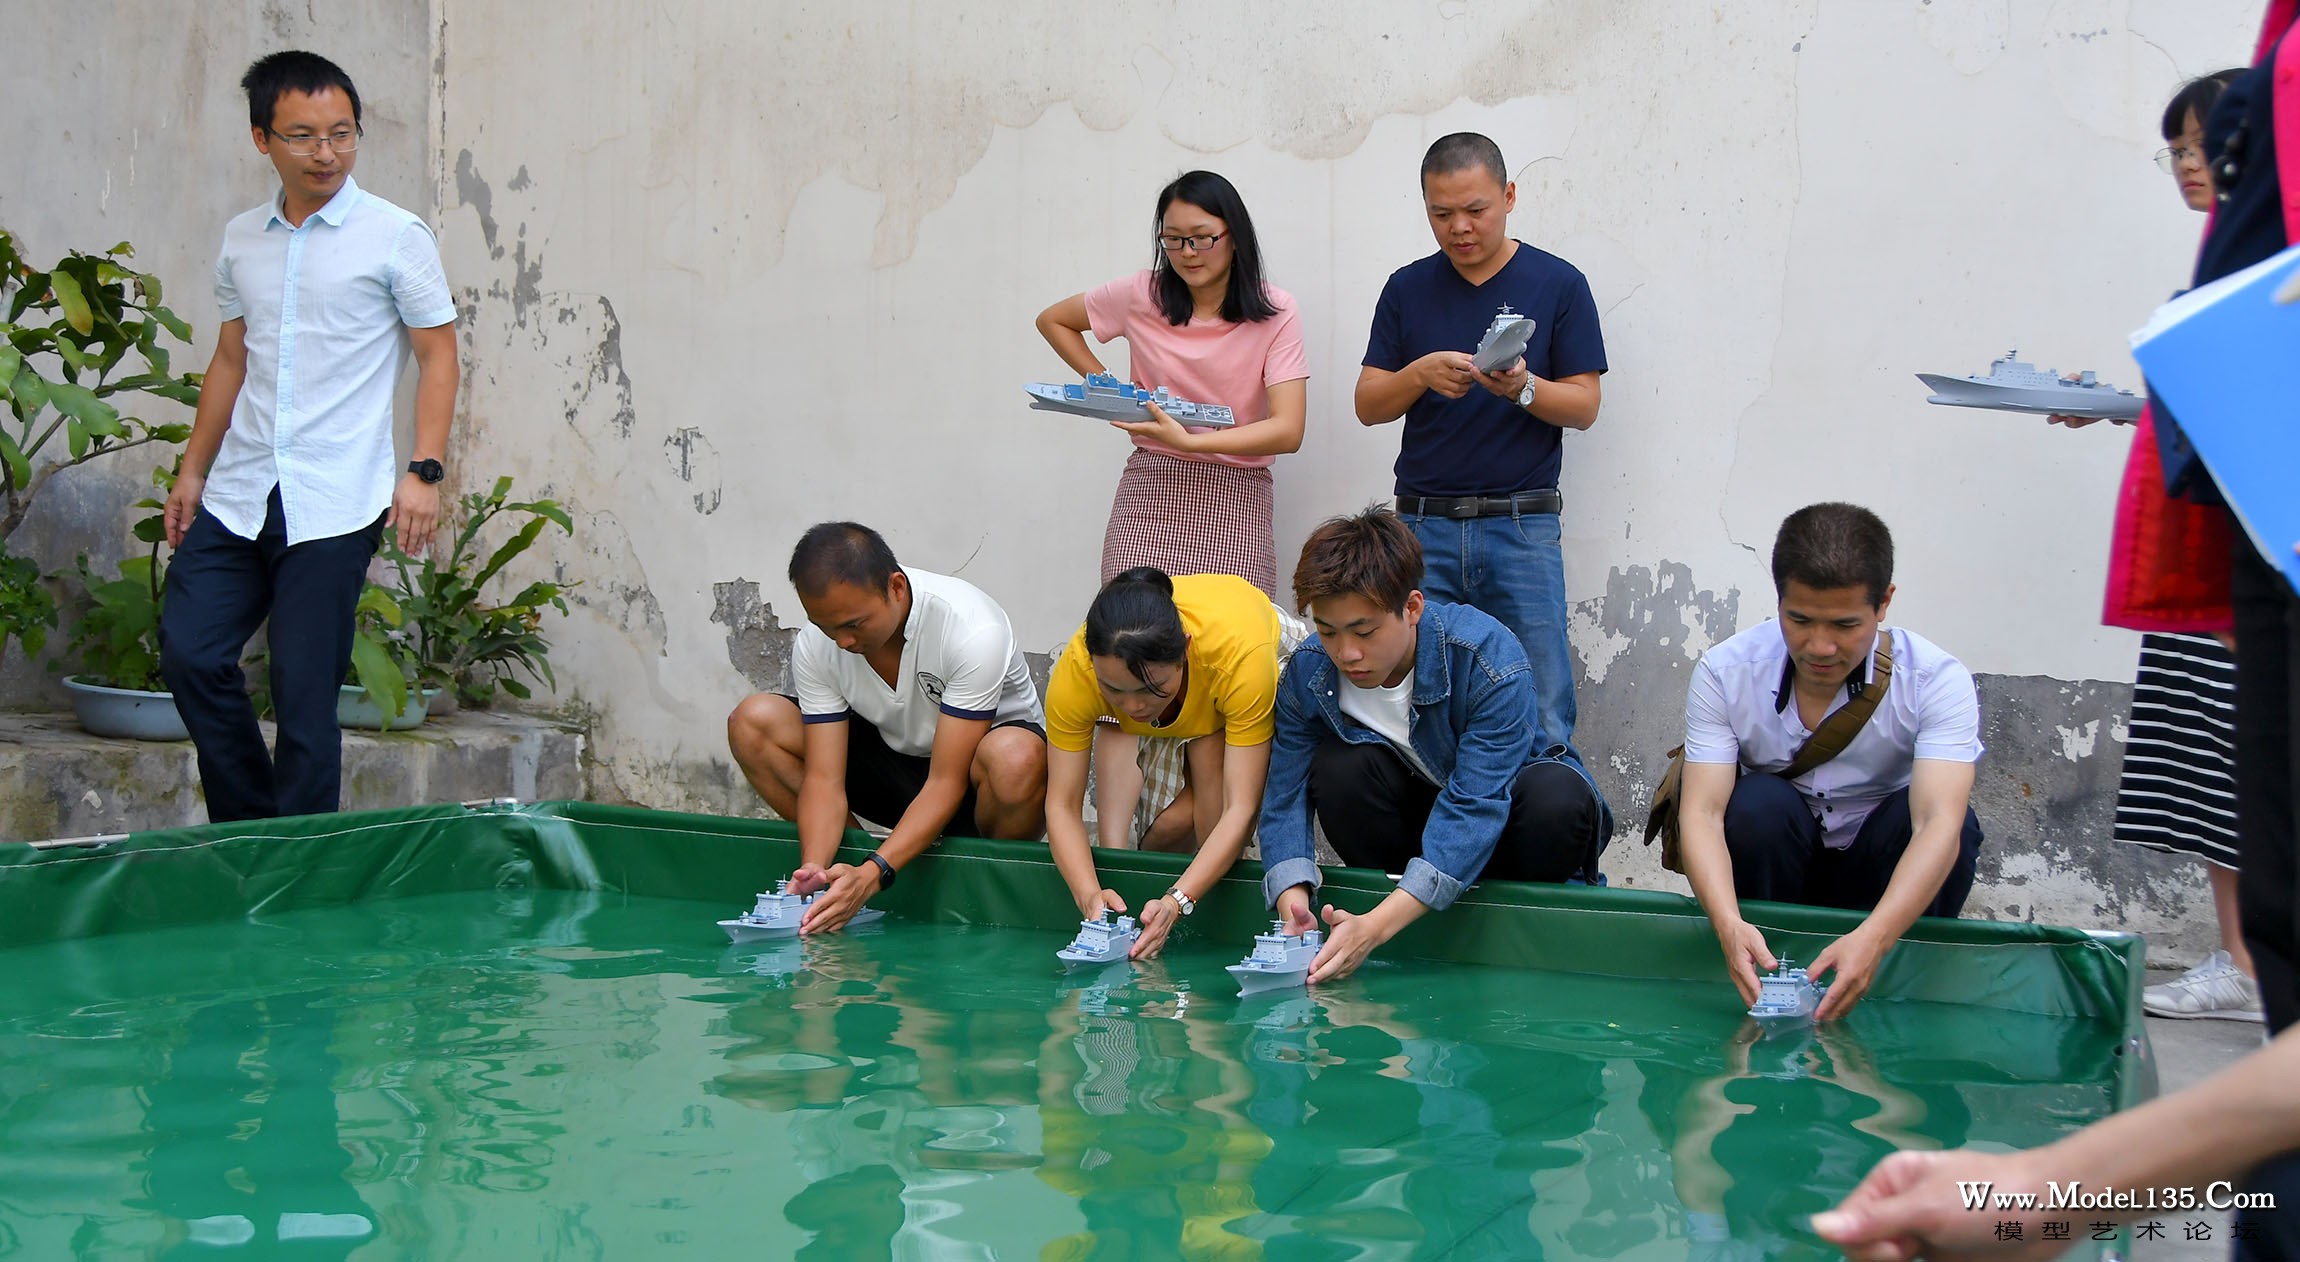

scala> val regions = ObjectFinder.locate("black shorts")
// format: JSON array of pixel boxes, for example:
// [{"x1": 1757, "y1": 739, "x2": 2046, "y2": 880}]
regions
[{"x1": 786, "y1": 698, "x2": 1045, "y2": 836}]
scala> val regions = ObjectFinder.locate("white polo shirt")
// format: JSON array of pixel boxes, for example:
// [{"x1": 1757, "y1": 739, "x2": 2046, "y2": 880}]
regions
[
  {"x1": 1683, "y1": 622, "x2": 1984, "y2": 850},
  {"x1": 205, "y1": 176, "x2": 457, "y2": 544},
  {"x1": 793, "y1": 568, "x2": 1043, "y2": 757}
]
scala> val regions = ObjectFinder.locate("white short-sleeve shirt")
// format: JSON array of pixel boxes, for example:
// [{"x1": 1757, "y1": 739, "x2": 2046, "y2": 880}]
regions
[
  {"x1": 205, "y1": 176, "x2": 458, "y2": 544},
  {"x1": 792, "y1": 568, "x2": 1043, "y2": 758},
  {"x1": 1682, "y1": 622, "x2": 1984, "y2": 849}
]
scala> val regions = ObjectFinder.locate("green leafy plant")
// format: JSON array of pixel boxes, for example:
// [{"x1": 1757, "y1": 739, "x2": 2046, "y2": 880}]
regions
[
  {"x1": 348, "y1": 584, "x2": 417, "y2": 722},
  {"x1": 381, "y1": 476, "x2": 572, "y2": 707},
  {"x1": 1, "y1": 230, "x2": 201, "y2": 664},
  {"x1": 0, "y1": 540, "x2": 53, "y2": 671},
  {"x1": 1, "y1": 232, "x2": 201, "y2": 537},
  {"x1": 55, "y1": 460, "x2": 177, "y2": 692}
]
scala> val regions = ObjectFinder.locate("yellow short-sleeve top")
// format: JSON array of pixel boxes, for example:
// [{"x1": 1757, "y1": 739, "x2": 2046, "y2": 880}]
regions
[{"x1": 1044, "y1": 573, "x2": 1282, "y2": 753}]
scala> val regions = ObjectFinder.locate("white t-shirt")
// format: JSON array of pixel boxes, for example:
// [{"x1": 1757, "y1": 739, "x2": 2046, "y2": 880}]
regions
[
  {"x1": 1338, "y1": 671, "x2": 1441, "y2": 784},
  {"x1": 792, "y1": 568, "x2": 1043, "y2": 758},
  {"x1": 1683, "y1": 622, "x2": 1984, "y2": 850}
]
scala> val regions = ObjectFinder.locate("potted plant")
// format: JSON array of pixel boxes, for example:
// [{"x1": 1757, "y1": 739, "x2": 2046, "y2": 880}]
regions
[
  {"x1": 1, "y1": 231, "x2": 201, "y2": 668},
  {"x1": 382, "y1": 476, "x2": 572, "y2": 711},
  {"x1": 336, "y1": 583, "x2": 439, "y2": 731},
  {"x1": 53, "y1": 460, "x2": 184, "y2": 738}
]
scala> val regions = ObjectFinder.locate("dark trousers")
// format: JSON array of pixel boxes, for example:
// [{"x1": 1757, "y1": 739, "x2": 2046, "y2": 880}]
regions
[
  {"x1": 158, "y1": 491, "x2": 383, "y2": 822},
  {"x1": 2229, "y1": 540, "x2": 2300, "y2": 1261},
  {"x1": 1307, "y1": 737, "x2": 1604, "y2": 884},
  {"x1": 1721, "y1": 773, "x2": 1981, "y2": 916}
]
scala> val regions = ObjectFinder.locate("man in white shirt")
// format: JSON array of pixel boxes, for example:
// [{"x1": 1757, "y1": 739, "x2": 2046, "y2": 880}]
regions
[
  {"x1": 159, "y1": 51, "x2": 459, "y2": 821},
  {"x1": 1677, "y1": 503, "x2": 1985, "y2": 1019},
  {"x1": 728, "y1": 522, "x2": 1048, "y2": 933}
]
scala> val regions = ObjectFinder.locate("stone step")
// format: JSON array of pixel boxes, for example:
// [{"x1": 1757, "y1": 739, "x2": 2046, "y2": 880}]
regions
[{"x1": 0, "y1": 711, "x2": 586, "y2": 843}]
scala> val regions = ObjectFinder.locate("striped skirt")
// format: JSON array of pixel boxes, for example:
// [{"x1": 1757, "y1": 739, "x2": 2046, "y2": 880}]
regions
[
  {"x1": 2113, "y1": 632, "x2": 2238, "y2": 869},
  {"x1": 1101, "y1": 448, "x2": 1277, "y2": 599}
]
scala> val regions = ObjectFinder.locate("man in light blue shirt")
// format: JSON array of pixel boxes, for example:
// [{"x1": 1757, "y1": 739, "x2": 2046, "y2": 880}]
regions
[{"x1": 159, "y1": 51, "x2": 459, "y2": 820}]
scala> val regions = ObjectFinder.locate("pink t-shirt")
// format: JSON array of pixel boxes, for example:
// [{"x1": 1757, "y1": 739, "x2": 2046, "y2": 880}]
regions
[{"x1": 1082, "y1": 270, "x2": 1311, "y2": 470}]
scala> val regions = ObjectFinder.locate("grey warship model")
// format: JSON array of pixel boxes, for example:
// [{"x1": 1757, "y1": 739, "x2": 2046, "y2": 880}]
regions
[
  {"x1": 717, "y1": 879, "x2": 884, "y2": 943},
  {"x1": 1227, "y1": 921, "x2": 1324, "y2": 996},
  {"x1": 1917, "y1": 350, "x2": 2143, "y2": 421},
  {"x1": 1471, "y1": 305, "x2": 1536, "y2": 373},
  {"x1": 1747, "y1": 959, "x2": 1825, "y2": 1022},
  {"x1": 1024, "y1": 372, "x2": 1237, "y2": 428},
  {"x1": 1057, "y1": 910, "x2": 1141, "y2": 968}
]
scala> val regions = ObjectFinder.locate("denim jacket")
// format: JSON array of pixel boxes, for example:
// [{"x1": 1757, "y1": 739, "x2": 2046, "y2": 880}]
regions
[{"x1": 1259, "y1": 600, "x2": 1587, "y2": 911}]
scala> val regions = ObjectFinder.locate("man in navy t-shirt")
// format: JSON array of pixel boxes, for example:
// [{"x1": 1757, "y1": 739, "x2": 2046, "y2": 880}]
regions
[{"x1": 1355, "y1": 131, "x2": 1608, "y2": 769}]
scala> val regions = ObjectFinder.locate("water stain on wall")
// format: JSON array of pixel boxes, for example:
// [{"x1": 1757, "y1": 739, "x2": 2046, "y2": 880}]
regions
[{"x1": 711, "y1": 579, "x2": 797, "y2": 696}]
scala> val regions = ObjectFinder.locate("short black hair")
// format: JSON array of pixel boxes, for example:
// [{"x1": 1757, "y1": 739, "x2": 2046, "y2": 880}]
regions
[
  {"x1": 788, "y1": 522, "x2": 899, "y2": 598},
  {"x1": 1293, "y1": 506, "x2": 1423, "y2": 616},
  {"x1": 2161, "y1": 69, "x2": 2245, "y2": 140},
  {"x1": 1771, "y1": 503, "x2": 1894, "y2": 607},
  {"x1": 1420, "y1": 132, "x2": 1508, "y2": 189},
  {"x1": 1084, "y1": 567, "x2": 1187, "y2": 691},
  {"x1": 1150, "y1": 170, "x2": 1279, "y2": 327},
  {"x1": 242, "y1": 50, "x2": 363, "y2": 134}
]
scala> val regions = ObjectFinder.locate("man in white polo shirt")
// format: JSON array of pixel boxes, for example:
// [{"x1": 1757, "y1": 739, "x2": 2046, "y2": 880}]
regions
[
  {"x1": 728, "y1": 522, "x2": 1048, "y2": 933},
  {"x1": 1677, "y1": 503, "x2": 1984, "y2": 1020},
  {"x1": 159, "y1": 51, "x2": 459, "y2": 821}
]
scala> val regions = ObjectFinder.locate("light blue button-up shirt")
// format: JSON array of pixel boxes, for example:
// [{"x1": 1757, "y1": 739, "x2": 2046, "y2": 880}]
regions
[{"x1": 205, "y1": 176, "x2": 457, "y2": 544}]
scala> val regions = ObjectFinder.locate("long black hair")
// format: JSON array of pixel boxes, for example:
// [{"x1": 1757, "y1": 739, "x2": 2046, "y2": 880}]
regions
[
  {"x1": 1084, "y1": 567, "x2": 1188, "y2": 690},
  {"x1": 1150, "y1": 170, "x2": 1278, "y2": 327},
  {"x1": 2161, "y1": 69, "x2": 2245, "y2": 140}
]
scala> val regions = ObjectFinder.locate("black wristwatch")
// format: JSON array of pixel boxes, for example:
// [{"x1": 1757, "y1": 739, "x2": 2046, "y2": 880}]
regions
[
  {"x1": 864, "y1": 852, "x2": 897, "y2": 890},
  {"x1": 408, "y1": 458, "x2": 445, "y2": 484}
]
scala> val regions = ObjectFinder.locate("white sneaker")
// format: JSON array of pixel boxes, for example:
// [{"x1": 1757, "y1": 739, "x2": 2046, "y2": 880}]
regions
[{"x1": 2143, "y1": 950, "x2": 2264, "y2": 1021}]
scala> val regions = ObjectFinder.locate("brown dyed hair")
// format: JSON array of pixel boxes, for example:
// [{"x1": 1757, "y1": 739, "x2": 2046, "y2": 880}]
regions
[{"x1": 1292, "y1": 506, "x2": 1424, "y2": 616}]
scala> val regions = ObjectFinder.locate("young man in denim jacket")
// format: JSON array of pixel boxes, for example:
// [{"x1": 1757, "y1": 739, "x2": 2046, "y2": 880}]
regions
[{"x1": 1258, "y1": 507, "x2": 1607, "y2": 982}]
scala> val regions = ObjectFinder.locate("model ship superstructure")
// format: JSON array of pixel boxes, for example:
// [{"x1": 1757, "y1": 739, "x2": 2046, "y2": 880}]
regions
[
  {"x1": 1747, "y1": 959, "x2": 1825, "y2": 1022},
  {"x1": 1471, "y1": 306, "x2": 1537, "y2": 374},
  {"x1": 1227, "y1": 921, "x2": 1324, "y2": 996},
  {"x1": 1057, "y1": 910, "x2": 1141, "y2": 968},
  {"x1": 1916, "y1": 350, "x2": 2143, "y2": 421},
  {"x1": 1024, "y1": 372, "x2": 1237, "y2": 428},
  {"x1": 718, "y1": 879, "x2": 884, "y2": 943}
]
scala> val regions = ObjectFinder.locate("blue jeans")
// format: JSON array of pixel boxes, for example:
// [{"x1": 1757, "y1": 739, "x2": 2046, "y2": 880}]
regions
[
  {"x1": 1402, "y1": 509, "x2": 1578, "y2": 759},
  {"x1": 159, "y1": 490, "x2": 384, "y2": 822}
]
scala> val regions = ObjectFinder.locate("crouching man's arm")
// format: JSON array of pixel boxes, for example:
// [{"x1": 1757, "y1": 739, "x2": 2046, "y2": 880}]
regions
[{"x1": 1809, "y1": 758, "x2": 1973, "y2": 1019}]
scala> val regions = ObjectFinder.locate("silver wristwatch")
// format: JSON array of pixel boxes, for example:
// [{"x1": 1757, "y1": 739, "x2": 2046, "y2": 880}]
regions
[
  {"x1": 1516, "y1": 377, "x2": 1537, "y2": 410},
  {"x1": 1166, "y1": 887, "x2": 1196, "y2": 916}
]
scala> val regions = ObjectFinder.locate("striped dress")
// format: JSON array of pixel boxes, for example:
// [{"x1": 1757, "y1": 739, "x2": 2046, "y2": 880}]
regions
[{"x1": 2113, "y1": 632, "x2": 2239, "y2": 868}]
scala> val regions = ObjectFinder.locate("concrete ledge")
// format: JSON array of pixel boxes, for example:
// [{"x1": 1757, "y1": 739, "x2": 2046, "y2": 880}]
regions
[{"x1": 0, "y1": 710, "x2": 587, "y2": 842}]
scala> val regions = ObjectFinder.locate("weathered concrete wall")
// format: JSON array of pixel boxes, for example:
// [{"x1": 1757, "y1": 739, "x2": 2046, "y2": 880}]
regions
[{"x1": 7, "y1": 2, "x2": 2263, "y2": 961}]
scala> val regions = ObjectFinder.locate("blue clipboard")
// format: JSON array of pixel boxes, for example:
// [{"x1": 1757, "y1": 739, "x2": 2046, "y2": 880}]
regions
[{"x1": 2129, "y1": 243, "x2": 2300, "y2": 596}]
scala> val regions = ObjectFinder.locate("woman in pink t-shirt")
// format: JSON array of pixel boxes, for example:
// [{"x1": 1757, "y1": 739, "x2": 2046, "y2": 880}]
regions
[
  {"x1": 1035, "y1": 170, "x2": 1312, "y2": 598},
  {"x1": 1035, "y1": 170, "x2": 1311, "y2": 850}
]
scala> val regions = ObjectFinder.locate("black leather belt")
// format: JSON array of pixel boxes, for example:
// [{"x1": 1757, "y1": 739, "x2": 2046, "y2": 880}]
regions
[{"x1": 1395, "y1": 489, "x2": 1563, "y2": 519}]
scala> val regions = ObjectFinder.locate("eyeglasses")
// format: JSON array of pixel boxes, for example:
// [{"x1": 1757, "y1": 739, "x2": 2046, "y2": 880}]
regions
[
  {"x1": 2154, "y1": 145, "x2": 2203, "y2": 173},
  {"x1": 1156, "y1": 232, "x2": 1226, "y2": 253},
  {"x1": 269, "y1": 127, "x2": 361, "y2": 157}
]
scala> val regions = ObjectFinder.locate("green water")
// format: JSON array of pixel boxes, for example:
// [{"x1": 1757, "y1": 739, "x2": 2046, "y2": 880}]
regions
[{"x1": 0, "y1": 890, "x2": 2123, "y2": 1259}]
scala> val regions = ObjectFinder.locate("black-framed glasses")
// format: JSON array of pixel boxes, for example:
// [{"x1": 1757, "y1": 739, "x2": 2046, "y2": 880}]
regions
[
  {"x1": 2154, "y1": 144, "x2": 2203, "y2": 173},
  {"x1": 1156, "y1": 232, "x2": 1226, "y2": 253},
  {"x1": 269, "y1": 127, "x2": 361, "y2": 157}
]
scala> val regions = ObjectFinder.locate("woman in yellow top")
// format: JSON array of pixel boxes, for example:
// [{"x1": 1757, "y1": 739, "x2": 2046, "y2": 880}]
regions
[{"x1": 1045, "y1": 567, "x2": 1292, "y2": 958}]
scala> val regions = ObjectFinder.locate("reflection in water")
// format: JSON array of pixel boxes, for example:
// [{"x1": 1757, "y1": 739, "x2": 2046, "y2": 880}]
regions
[{"x1": 0, "y1": 894, "x2": 2125, "y2": 1258}]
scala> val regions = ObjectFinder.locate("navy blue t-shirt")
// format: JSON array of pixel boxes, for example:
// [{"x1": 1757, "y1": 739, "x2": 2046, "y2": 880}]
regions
[{"x1": 1362, "y1": 243, "x2": 1607, "y2": 496}]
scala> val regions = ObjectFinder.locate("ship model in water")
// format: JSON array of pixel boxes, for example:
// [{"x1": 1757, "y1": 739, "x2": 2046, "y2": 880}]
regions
[
  {"x1": 1747, "y1": 959, "x2": 1825, "y2": 1023},
  {"x1": 1057, "y1": 910, "x2": 1141, "y2": 968},
  {"x1": 1024, "y1": 372, "x2": 1237, "y2": 428},
  {"x1": 1916, "y1": 350, "x2": 2143, "y2": 422},
  {"x1": 1227, "y1": 921, "x2": 1324, "y2": 996},
  {"x1": 717, "y1": 879, "x2": 885, "y2": 943}
]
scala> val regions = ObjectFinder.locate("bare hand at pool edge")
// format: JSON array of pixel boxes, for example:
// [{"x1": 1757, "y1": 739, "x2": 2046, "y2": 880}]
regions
[
  {"x1": 799, "y1": 861, "x2": 882, "y2": 934},
  {"x1": 1297, "y1": 887, "x2": 1430, "y2": 984}
]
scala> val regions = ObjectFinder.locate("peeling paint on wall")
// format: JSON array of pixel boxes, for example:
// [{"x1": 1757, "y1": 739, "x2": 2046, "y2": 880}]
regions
[{"x1": 711, "y1": 580, "x2": 797, "y2": 696}]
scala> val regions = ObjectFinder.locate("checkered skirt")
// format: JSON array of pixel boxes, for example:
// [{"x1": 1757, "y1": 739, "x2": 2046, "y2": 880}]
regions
[{"x1": 1101, "y1": 449, "x2": 1277, "y2": 599}]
